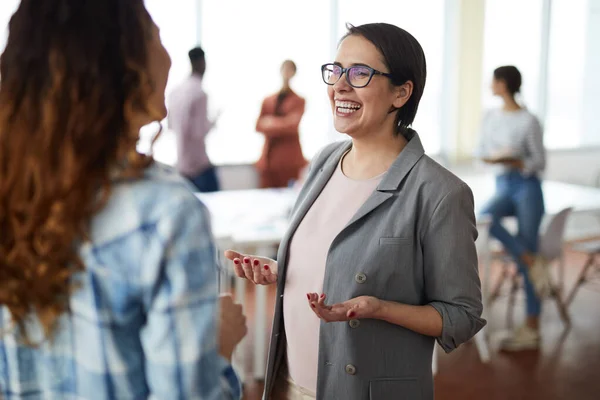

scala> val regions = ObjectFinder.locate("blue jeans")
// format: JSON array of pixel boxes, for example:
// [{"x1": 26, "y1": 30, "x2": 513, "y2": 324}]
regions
[
  {"x1": 187, "y1": 166, "x2": 220, "y2": 193},
  {"x1": 481, "y1": 171, "x2": 545, "y2": 317}
]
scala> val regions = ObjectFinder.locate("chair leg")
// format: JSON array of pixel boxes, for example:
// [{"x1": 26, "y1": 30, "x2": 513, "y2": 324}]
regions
[
  {"x1": 552, "y1": 286, "x2": 571, "y2": 327},
  {"x1": 489, "y1": 264, "x2": 509, "y2": 304},
  {"x1": 565, "y1": 254, "x2": 595, "y2": 306},
  {"x1": 506, "y1": 274, "x2": 519, "y2": 329}
]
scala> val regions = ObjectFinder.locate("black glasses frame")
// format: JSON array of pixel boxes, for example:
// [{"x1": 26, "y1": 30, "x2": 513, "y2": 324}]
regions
[{"x1": 321, "y1": 63, "x2": 393, "y2": 88}]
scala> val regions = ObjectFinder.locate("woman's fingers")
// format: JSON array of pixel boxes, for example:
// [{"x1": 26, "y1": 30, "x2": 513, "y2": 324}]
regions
[
  {"x1": 317, "y1": 293, "x2": 328, "y2": 308},
  {"x1": 305, "y1": 293, "x2": 367, "y2": 322},
  {"x1": 262, "y1": 264, "x2": 278, "y2": 284},
  {"x1": 229, "y1": 252, "x2": 278, "y2": 285},
  {"x1": 252, "y1": 260, "x2": 266, "y2": 284},
  {"x1": 308, "y1": 292, "x2": 334, "y2": 321},
  {"x1": 224, "y1": 249, "x2": 244, "y2": 261},
  {"x1": 307, "y1": 292, "x2": 322, "y2": 318},
  {"x1": 232, "y1": 258, "x2": 245, "y2": 278},
  {"x1": 241, "y1": 257, "x2": 254, "y2": 281}
]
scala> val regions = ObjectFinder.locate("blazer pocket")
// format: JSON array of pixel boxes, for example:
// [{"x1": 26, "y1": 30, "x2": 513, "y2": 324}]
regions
[
  {"x1": 379, "y1": 237, "x2": 412, "y2": 246},
  {"x1": 369, "y1": 377, "x2": 421, "y2": 400}
]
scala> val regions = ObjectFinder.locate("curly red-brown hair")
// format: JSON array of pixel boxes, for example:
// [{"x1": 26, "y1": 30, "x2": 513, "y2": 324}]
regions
[{"x1": 0, "y1": 0, "x2": 162, "y2": 342}]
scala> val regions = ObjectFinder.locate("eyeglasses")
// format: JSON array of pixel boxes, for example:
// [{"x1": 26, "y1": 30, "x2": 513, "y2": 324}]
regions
[{"x1": 321, "y1": 63, "x2": 393, "y2": 88}]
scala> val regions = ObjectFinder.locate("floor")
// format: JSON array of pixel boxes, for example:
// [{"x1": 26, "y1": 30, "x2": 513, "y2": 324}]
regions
[{"x1": 235, "y1": 242, "x2": 600, "y2": 400}]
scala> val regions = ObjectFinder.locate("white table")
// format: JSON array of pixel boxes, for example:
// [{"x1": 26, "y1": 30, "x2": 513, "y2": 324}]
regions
[
  {"x1": 197, "y1": 177, "x2": 600, "y2": 381},
  {"x1": 463, "y1": 175, "x2": 600, "y2": 216},
  {"x1": 198, "y1": 189, "x2": 296, "y2": 380}
]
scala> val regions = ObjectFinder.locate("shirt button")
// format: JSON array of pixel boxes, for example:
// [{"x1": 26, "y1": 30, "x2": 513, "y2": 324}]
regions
[
  {"x1": 349, "y1": 319, "x2": 360, "y2": 328},
  {"x1": 355, "y1": 273, "x2": 367, "y2": 284},
  {"x1": 345, "y1": 364, "x2": 357, "y2": 375}
]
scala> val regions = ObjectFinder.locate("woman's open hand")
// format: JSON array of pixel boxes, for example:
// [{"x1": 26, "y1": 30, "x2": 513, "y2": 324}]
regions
[
  {"x1": 224, "y1": 249, "x2": 278, "y2": 285},
  {"x1": 306, "y1": 293, "x2": 384, "y2": 322}
]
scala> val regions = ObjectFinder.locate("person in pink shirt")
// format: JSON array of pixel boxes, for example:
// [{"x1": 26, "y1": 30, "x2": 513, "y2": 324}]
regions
[{"x1": 168, "y1": 46, "x2": 220, "y2": 192}]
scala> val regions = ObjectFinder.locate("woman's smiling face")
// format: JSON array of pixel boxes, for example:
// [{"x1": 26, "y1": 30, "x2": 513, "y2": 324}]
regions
[{"x1": 327, "y1": 34, "x2": 410, "y2": 139}]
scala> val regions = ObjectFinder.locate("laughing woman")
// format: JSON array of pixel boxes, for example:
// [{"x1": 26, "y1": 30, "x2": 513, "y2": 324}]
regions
[{"x1": 226, "y1": 23, "x2": 486, "y2": 400}]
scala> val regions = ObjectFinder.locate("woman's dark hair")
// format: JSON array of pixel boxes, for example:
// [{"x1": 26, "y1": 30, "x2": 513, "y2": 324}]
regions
[
  {"x1": 0, "y1": 0, "x2": 158, "y2": 343},
  {"x1": 189, "y1": 46, "x2": 205, "y2": 63},
  {"x1": 494, "y1": 65, "x2": 522, "y2": 96},
  {"x1": 342, "y1": 23, "x2": 427, "y2": 138}
]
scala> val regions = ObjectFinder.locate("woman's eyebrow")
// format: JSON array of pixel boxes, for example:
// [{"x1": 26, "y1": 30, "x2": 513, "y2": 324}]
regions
[{"x1": 333, "y1": 61, "x2": 372, "y2": 67}]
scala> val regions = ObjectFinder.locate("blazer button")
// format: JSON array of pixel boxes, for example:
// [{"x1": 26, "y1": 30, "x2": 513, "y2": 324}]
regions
[
  {"x1": 349, "y1": 319, "x2": 360, "y2": 328},
  {"x1": 354, "y1": 273, "x2": 367, "y2": 284},
  {"x1": 345, "y1": 364, "x2": 357, "y2": 375}
]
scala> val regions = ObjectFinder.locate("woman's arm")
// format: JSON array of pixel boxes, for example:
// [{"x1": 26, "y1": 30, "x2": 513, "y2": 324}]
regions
[
  {"x1": 421, "y1": 183, "x2": 486, "y2": 352},
  {"x1": 141, "y1": 195, "x2": 243, "y2": 399},
  {"x1": 521, "y1": 117, "x2": 546, "y2": 175},
  {"x1": 309, "y1": 182, "x2": 486, "y2": 347},
  {"x1": 307, "y1": 295, "x2": 443, "y2": 337},
  {"x1": 308, "y1": 184, "x2": 485, "y2": 349},
  {"x1": 374, "y1": 302, "x2": 442, "y2": 337},
  {"x1": 256, "y1": 97, "x2": 305, "y2": 138}
]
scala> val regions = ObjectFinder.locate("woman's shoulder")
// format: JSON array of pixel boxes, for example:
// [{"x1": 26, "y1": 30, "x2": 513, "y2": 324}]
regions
[
  {"x1": 519, "y1": 108, "x2": 542, "y2": 126},
  {"x1": 89, "y1": 162, "x2": 207, "y2": 246},
  {"x1": 411, "y1": 156, "x2": 472, "y2": 202},
  {"x1": 289, "y1": 90, "x2": 305, "y2": 102}
]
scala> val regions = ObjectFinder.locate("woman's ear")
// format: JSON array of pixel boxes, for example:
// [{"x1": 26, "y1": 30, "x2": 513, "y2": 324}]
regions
[{"x1": 393, "y1": 81, "x2": 413, "y2": 109}]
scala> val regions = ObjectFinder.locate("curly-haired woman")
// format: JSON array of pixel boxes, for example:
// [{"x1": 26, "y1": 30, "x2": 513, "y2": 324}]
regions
[{"x1": 0, "y1": 1, "x2": 245, "y2": 398}]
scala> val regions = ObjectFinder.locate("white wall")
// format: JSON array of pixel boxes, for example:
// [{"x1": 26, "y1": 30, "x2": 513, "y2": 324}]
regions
[{"x1": 583, "y1": 1, "x2": 600, "y2": 146}]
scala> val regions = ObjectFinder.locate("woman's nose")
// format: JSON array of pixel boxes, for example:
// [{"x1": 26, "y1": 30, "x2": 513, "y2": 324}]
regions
[{"x1": 333, "y1": 73, "x2": 352, "y2": 93}]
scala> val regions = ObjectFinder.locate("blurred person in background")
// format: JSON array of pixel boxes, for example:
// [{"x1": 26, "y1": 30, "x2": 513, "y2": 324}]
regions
[
  {"x1": 255, "y1": 59, "x2": 307, "y2": 188},
  {"x1": 0, "y1": 1, "x2": 245, "y2": 398},
  {"x1": 476, "y1": 65, "x2": 547, "y2": 351},
  {"x1": 169, "y1": 45, "x2": 221, "y2": 192},
  {"x1": 226, "y1": 23, "x2": 485, "y2": 399}
]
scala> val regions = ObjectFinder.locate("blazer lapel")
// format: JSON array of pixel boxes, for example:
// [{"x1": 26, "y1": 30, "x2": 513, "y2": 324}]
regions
[
  {"x1": 285, "y1": 142, "x2": 350, "y2": 241},
  {"x1": 276, "y1": 142, "x2": 351, "y2": 283},
  {"x1": 344, "y1": 133, "x2": 425, "y2": 229}
]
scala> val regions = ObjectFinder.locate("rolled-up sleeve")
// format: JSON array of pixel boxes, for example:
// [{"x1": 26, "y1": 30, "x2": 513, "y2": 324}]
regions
[{"x1": 422, "y1": 183, "x2": 486, "y2": 353}]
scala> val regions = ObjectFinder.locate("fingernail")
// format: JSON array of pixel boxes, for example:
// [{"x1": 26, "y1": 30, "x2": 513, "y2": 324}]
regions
[
  {"x1": 233, "y1": 259, "x2": 240, "y2": 265},
  {"x1": 320, "y1": 293, "x2": 325, "y2": 299},
  {"x1": 243, "y1": 257, "x2": 250, "y2": 263},
  {"x1": 264, "y1": 265, "x2": 269, "y2": 270},
  {"x1": 348, "y1": 311, "x2": 356, "y2": 318},
  {"x1": 253, "y1": 259, "x2": 259, "y2": 266},
  {"x1": 311, "y1": 304, "x2": 316, "y2": 308},
  {"x1": 306, "y1": 294, "x2": 310, "y2": 300}
]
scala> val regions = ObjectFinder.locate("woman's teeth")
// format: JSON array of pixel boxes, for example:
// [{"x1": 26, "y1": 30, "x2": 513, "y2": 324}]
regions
[{"x1": 335, "y1": 101, "x2": 361, "y2": 114}]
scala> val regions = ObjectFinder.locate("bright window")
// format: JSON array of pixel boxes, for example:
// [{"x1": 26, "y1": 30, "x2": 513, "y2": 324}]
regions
[
  {"x1": 0, "y1": 0, "x2": 19, "y2": 52},
  {"x1": 140, "y1": 0, "x2": 198, "y2": 165},
  {"x1": 481, "y1": 0, "x2": 544, "y2": 113},
  {"x1": 336, "y1": 0, "x2": 446, "y2": 154},
  {"x1": 545, "y1": 0, "x2": 599, "y2": 148},
  {"x1": 200, "y1": 0, "x2": 333, "y2": 165},
  {"x1": 146, "y1": 0, "x2": 447, "y2": 166}
]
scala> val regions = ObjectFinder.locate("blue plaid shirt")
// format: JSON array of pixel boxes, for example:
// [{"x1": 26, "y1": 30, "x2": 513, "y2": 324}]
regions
[{"x1": 0, "y1": 163, "x2": 241, "y2": 399}]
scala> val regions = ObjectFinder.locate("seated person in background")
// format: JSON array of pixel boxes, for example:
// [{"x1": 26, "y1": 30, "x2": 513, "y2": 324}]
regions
[
  {"x1": 169, "y1": 45, "x2": 221, "y2": 192},
  {"x1": 255, "y1": 60, "x2": 307, "y2": 188},
  {"x1": 0, "y1": 1, "x2": 245, "y2": 398},
  {"x1": 476, "y1": 65, "x2": 547, "y2": 351}
]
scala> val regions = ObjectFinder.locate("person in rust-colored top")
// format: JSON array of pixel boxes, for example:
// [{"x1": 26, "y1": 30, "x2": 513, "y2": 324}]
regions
[{"x1": 255, "y1": 60, "x2": 307, "y2": 188}]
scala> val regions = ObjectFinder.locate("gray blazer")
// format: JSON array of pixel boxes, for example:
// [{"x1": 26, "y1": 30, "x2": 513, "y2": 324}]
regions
[{"x1": 264, "y1": 133, "x2": 486, "y2": 400}]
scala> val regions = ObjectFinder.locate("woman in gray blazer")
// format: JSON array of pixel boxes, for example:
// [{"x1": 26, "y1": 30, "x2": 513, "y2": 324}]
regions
[{"x1": 226, "y1": 23, "x2": 485, "y2": 400}]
